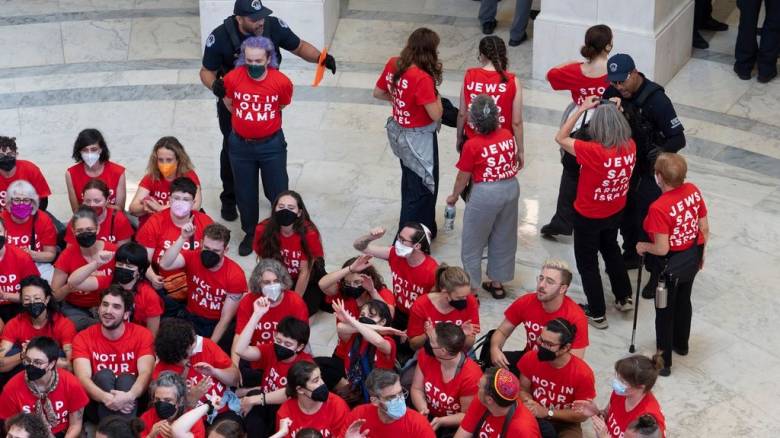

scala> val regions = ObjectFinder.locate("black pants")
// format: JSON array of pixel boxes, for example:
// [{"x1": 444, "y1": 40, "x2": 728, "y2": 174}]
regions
[
  {"x1": 694, "y1": 0, "x2": 713, "y2": 29},
  {"x1": 477, "y1": 330, "x2": 525, "y2": 375},
  {"x1": 93, "y1": 369, "x2": 137, "y2": 420},
  {"x1": 620, "y1": 173, "x2": 661, "y2": 256},
  {"x1": 655, "y1": 275, "x2": 695, "y2": 368},
  {"x1": 392, "y1": 311, "x2": 415, "y2": 366},
  {"x1": 244, "y1": 390, "x2": 280, "y2": 438},
  {"x1": 574, "y1": 211, "x2": 632, "y2": 318},
  {"x1": 217, "y1": 100, "x2": 236, "y2": 209},
  {"x1": 546, "y1": 151, "x2": 579, "y2": 234},
  {"x1": 185, "y1": 313, "x2": 236, "y2": 355},
  {"x1": 398, "y1": 134, "x2": 439, "y2": 240},
  {"x1": 735, "y1": 0, "x2": 780, "y2": 77}
]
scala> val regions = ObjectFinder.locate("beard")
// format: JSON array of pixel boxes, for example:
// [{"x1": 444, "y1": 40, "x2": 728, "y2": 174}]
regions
[{"x1": 101, "y1": 317, "x2": 123, "y2": 331}]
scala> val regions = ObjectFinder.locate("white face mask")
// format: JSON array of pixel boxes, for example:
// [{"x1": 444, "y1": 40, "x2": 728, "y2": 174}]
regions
[
  {"x1": 81, "y1": 151, "x2": 100, "y2": 168},
  {"x1": 394, "y1": 240, "x2": 414, "y2": 258},
  {"x1": 262, "y1": 283, "x2": 282, "y2": 301}
]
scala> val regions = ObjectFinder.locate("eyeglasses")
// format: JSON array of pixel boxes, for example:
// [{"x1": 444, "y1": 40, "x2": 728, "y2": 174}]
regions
[
  {"x1": 536, "y1": 337, "x2": 561, "y2": 349},
  {"x1": 10, "y1": 198, "x2": 33, "y2": 205},
  {"x1": 381, "y1": 389, "x2": 409, "y2": 403},
  {"x1": 22, "y1": 358, "x2": 49, "y2": 367}
]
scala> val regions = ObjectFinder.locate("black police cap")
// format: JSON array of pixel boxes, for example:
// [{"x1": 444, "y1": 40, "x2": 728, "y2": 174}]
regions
[{"x1": 234, "y1": 0, "x2": 273, "y2": 19}]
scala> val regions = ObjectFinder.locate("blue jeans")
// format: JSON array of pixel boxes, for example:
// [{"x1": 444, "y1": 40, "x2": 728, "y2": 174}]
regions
[{"x1": 228, "y1": 130, "x2": 289, "y2": 235}]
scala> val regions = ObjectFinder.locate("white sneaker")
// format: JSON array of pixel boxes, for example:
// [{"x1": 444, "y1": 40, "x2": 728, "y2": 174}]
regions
[{"x1": 615, "y1": 297, "x2": 634, "y2": 312}]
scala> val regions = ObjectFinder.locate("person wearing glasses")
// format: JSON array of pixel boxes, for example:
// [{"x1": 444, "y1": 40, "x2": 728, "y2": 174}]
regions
[
  {"x1": 2, "y1": 180, "x2": 57, "y2": 280},
  {"x1": 0, "y1": 136, "x2": 51, "y2": 211}
]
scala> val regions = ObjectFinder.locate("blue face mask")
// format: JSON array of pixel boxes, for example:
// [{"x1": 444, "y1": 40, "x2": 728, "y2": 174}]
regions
[
  {"x1": 612, "y1": 377, "x2": 628, "y2": 396},
  {"x1": 383, "y1": 396, "x2": 407, "y2": 420}
]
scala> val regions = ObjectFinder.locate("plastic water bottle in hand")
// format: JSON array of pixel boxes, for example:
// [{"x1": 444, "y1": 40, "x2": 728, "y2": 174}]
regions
[{"x1": 444, "y1": 205, "x2": 456, "y2": 232}]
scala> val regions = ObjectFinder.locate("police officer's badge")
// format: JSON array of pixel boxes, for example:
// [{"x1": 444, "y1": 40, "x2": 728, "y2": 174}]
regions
[
  {"x1": 279, "y1": 19, "x2": 288, "y2": 28},
  {"x1": 609, "y1": 63, "x2": 618, "y2": 72},
  {"x1": 206, "y1": 33, "x2": 215, "y2": 47},
  {"x1": 251, "y1": 0, "x2": 262, "y2": 10}
]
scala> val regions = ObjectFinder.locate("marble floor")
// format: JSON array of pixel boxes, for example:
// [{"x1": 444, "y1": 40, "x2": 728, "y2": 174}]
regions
[{"x1": 1, "y1": 0, "x2": 779, "y2": 436}]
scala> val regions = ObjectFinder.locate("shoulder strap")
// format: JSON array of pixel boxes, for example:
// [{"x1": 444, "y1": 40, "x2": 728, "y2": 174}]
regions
[
  {"x1": 455, "y1": 352, "x2": 467, "y2": 375},
  {"x1": 474, "y1": 409, "x2": 491, "y2": 437},
  {"x1": 30, "y1": 212, "x2": 37, "y2": 250},
  {"x1": 110, "y1": 209, "x2": 116, "y2": 238},
  {"x1": 500, "y1": 403, "x2": 517, "y2": 438},
  {"x1": 223, "y1": 16, "x2": 242, "y2": 55},
  {"x1": 634, "y1": 81, "x2": 662, "y2": 108}
]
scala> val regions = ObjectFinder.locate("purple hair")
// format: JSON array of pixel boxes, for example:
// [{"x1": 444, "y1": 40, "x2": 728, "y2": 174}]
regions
[{"x1": 235, "y1": 36, "x2": 279, "y2": 68}]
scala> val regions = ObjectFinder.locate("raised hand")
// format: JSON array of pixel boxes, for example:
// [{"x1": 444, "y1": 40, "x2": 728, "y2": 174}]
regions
[
  {"x1": 181, "y1": 221, "x2": 195, "y2": 239},
  {"x1": 252, "y1": 296, "x2": 271, "y2": 316},
  {"x1": 350, "y1": 254, "x2": 373, "y2": 273}
]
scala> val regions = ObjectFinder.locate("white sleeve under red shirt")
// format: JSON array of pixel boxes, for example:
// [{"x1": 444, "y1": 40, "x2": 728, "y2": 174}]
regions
[
  {"x1": 643, "y1": 182, "x2": 708, "y2": 251},
  {"x1": 503, "y1": 293, "x2": 589, "y2": 351},
  {"x1": 460, "y1": 397, "x2": 541, "y2": 437},
  {"x1": 71, "y1": 322, "x2": 154, "y2": 375},
  {"x1": 181, "y1": 250, "x2": 247, "y2": 321},
  {"x1": 134, "y1": 209, "x2": 213, "y2": 278},
  {"x1": 54, "y1": 242, "x2": 117, "y2": 308},
  {"x1": 517, "y1": 353, "x2": 596, "y2": 410},
  {"x1": 605, "y1": 391, "x2": 666, "y2": 438},
  {"x1": 407, "y1": 293, "x2": 480, "y2": 339},
  {"x1": 416, "y1": 351, "x2": 481, "y2": 417},
  {"x1": 276, "y1": 392, "x2": 350, "y2": 438},
  {"x1": 462, "y1": 68, "x2": 517, "y2": 138},
  {"x1": 0, "y1": 160, "x2": 51, "y2": 208},
  {"x1": 67, "y1": 161, "x2": 126, "y2": 207},
  {"x1": 456, "y1": 128, "x2": 518, "y2": 183},
  {"x1": 0, "y1": 244, "x2": 40, "y2": 305},
  {"x1": 387, "y1": 247, "x2": 439, "y2": 314},
  {"x1": 546, "y1": 62, "x2": 609, "y2": 105},
  {"x1": 573, "y1": 139, "x2": 637, "y2": 219},
  {"x1": 223, "y1": 66, "x2": 293, "y2": 139},
  {"x1": 345, "y1": 404, "x2": 436, "y2": 437},
  {"x1": 375, "y1": 56, "x2": 438, "y2": 128},
  {"x1": 235, "y1": 291, "x2": 309, "y2": 345}
]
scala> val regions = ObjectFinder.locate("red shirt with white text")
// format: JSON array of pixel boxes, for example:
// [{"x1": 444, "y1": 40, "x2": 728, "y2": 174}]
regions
[
  {"x1": 253, "y1": 220, "x2": 324, "y2": 282},
  {"x1": 67, "y1": 161, "x2": 125, "y2": 207},
  {"x1": 0, "y1": 160, "x2": 51, "y2": 208},
  {"x1": 72, "y1": 322, "x2": 155, "y2": 375},
  {"x1": 276, "y1": 393, "x2": 349, "y2": 438},
  {"x1": 547, "y1": 62, "x2": 608, "y2": 105},
  {"x1": 457, "y1": 128, "x2": 518, "y2": 183},
  {"x1": 224, "y1": 66, "x2": 293, "y2": 139},
  {"x1": 605, "y1": 391, "x2": 666, "y2": 438},
  {"x1": 462, "y1": 68, "x2": 517, "y2": 137},
  {"x1": 387, "y1": 248, "x2": 438, "y2": 314},
  {"x1": 407, "y1": 293, "x2": 480, "y2": 339},
  {"x1": 345, "y1": 404, "x2": 436, "y2": 437},
  {"x1": 0, "y1": 244, "x2": 39, "y2": 305},
  {"x1": 643, "y1": 182, "x2": 707, "y2": 251},
  {"x1": 375, "y1": 57, "x2": 438, "y2": 128},
  {"x1": 2, "y1": 210, "x2": 56, "y2": 252},
  {"x1": 574, "y1": 139, "x2": 636, "y2": 218},
  {"x1": 235, "y1": 291, "x2": 309, "y2": 345},
  {"x1": 182, "y1": 250, "x2": 246, "y2": 321},
  {"x1": 135, "y1": 209, "x2": 213, "y2": 278},
  {"x1": 54, "y1": 242, "x2": 117, "y2": 308},
  {"x1": 417, "y1": 351, "x2": 481, "y2": 417},
  {"x1": 503, "y1": 293, "x2": 589, "y2": 351},
  {"x1": 517, "y1": 353, "x2": 596, "y2": 410}
]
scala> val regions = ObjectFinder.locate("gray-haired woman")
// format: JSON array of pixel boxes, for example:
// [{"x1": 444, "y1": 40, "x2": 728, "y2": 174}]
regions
[
  {"x1": 446, "y1": 94, "x2": 520, "y2": 299},
  {"x1": 139, "y1": 371, "x2": 206, "y2": 438},
  {"x1": 554, "y1": 96, "x2": 636, "y2": 329}
]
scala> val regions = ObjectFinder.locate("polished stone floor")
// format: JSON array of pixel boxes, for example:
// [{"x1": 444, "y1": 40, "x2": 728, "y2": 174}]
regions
[{"x1": 1, "y1": 0, "x2": 779, "y2": 436}]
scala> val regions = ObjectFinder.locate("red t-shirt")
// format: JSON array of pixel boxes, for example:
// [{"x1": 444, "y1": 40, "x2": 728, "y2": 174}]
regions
[
  {"x1": 64, "y1": 209, "x2": 134, "y2": 245},
  {"x1": 253, "y1": 221, "x2": 324, "y2": 281},
  {"x1": 417, "y1": 352, "x2": 481, "y2": 417},
  {"x1": 340, "y1": 333, "x2": 396, "y2": 372},
  {"x1": 182, "y1": 250, "x2": 247, "y2": 320},
  {"x1": 345, "y1": 403, "x2": 436, "y2": 437},
  {"x1": 72, "y1": 322, "x2": 154, "y2": 375},
  {"x1": 0, "y1": 245, "x2": 39, "y2": 305},
  {"x1": 67, "y1": 161, "x2": 125, "y2": 207},
  {"x1": 54, "y1": 242, "x2": 117, "y2": 308},
  {"x1": 407, "y1": 293, "x2": 480, "y2": 339},
  {"x1": 235, "y1": 291, "x2": 309, "y2": 345},
  {"x1": 1, "y1": 312, "x2": 76, "y2": 347},
  {"x1": 387, "y1": 248, "x2": 438, "y2": 314},
  {"x1": 375, "y1": 57, "x2": 438, "y2": 128},
  {"x1": 224, "y1": 66, "x2": 293, "y2": 139},
  {"x1": 546, "y1": 62, "x2": 609, "y2": 105},
  {"x1": 253, "y1": 343, "x2": 313, "y2": 393},
  {"x1": 643, "y1": 182, "x2": 708, "y2": 251},
  {"x1": 605, "y1": 391, "x2": 666, "y2": 438},
  {"x1": 153, "y1": 336, "x2": 232, "y2": 408},
  {"x1": 135, "y1": 209, "x2": 213, "y2": 278},
  {"x1": 457, "y1": 128, "x2": 519, "y2": 183},
  {"x1": 573, "y1": 139, "x2": 637, "y2": 218},
  {"x1": 138, "y1": 170, "x2": 201, "y2": 211},
  {"x1": 461, "y1": 398, "x2": 541, "y2": 437},
  {"x1": 2, "y1": 210, "x2": 57, "y2": 252},
  {"x1": 462, "y1": 68, "x2": 517, "y2": 137},
  {"x1": 517, "y1": 353, "x2": 596, "y2": 410},
  {"x1": 0, "y1": 369, "x2": 89, "y2": 434},
  {"x1": 0, "y1": 160, "x2": 51, "y2": 208},
  {"x1": 503, "y1": 293, "x2": 589, "y2": 351},
  {"x1": 131, "y1": 281, "x2": 164, "y2": 326},
  {"x1": 332, "y1": 286, "x2": 396, "y2": 361},
  {"x1": 140, "y1": 408, "x2": 205, "y2": 438},
  {"x1": 276, "y1": 393, "x2": 349, "y2": 438}
]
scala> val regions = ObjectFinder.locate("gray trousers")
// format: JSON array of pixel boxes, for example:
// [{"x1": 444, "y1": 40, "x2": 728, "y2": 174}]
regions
[
  {"x1": 461, "y1": 178, "x2": 520, "y2": 288},
  {"x1": 478, "y1": 0, "x2": 533, "y2": 40}
]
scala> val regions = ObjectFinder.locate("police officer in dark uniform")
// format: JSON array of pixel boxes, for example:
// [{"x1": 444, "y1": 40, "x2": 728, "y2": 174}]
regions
[
  {"x1": 734, "y1": 0, "x2": 779, "y2": 83},
  {"x1": 602, "y1": 54, "x2": 686, "y2": 295},
  {"x1": 200, "y1": 0, "x2": 336, "y2": 227}
]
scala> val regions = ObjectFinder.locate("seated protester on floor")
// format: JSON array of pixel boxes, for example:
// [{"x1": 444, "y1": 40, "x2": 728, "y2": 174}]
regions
[
  {"x1": 483, "y1": 259, "x2": 588, "y2": 374},
  {"x1": 113, "y1": 242, "x2": 163, "y2": 336},
  {"x1": 65, "y1": 129, "x2": 126, "y2": 213},
  {"x1": 573, "y1": 355, "x2": 666, "y2": 438},
  {"x1": 0, "y1": 217, "x2": 40, "y2": 331},
  {"x1": 72, "y1": 286, "x2": 155, "y2": 420},
  {"x1": 231, "y1": 259, "x2": 308, "y2": 369},
  {"x1": 408, "y1": 265, "x2": 479, "y2": 352},
  {"x1": 153, "y1": 318, "x2": 239, "y2": 419},
  {"x1": 129, "y1": 137, "x2": 202, "y2": 228},
  {"x1": 172, "y1": 405, "x2": 252, "y2": 438},
  {"x1": 344, "y1": 368, "x2": 434, "y2": 436},
  {"x1": 621, "y1": 414, "x2": 661, "y2": 438},
  {"x1": 253, "y1": 191, "x2": 325, "y2": 315},
  {"x1": 411, "y1": 322, "x2": 482, "y2": 438},
  {"x1": 320, "y1": 254, "x2": 396, "y2": 317},
  {"x1": 0, "y1": 276, "x2": 75, "y2": 377},
  {"x1": 64, "y1": 179, "x2": 133, "y2": 247},
  {"x1": 3, "y1": 412, "x2": 52, "y2": 438},
  {"x1": 159, "y1": 222, "x2": 246, "y2": 348},
  {"x1": 135, "y1": 176, "x2": 213, "y2": 308},
  {"x1": 0, "y1": 136, "x2": 52, "y2": 211},
  {"x1": 331, "y1": 298, "x2": 400, "y2": 406},
  {"x1": 51, "y1": 207, "x2": 117, "y2": 331},
  {"x1": 454, "y1": 367, "x2": 541, "y2": 438},
  {"x1": 517, "y1": 319, "x2": 595, "y2": 438},
  {"x1": 2, "y1": 180, "x2": 57, "y2": 280},
  {"x1": 139, "y1": 371, "x2": 206, "y2": 438},
  {"x1": 276, "y1": 361, "x2": 349, "y2": 437},
  {"x1": 235, "y1": 312, "x2": 312, "y2": 438},
  {"x1": 353, "y1": 223, "x2": 438, "y2": 332},
  {"x1": 96, "y1": 416, "x2": 145, "y2": 438},
  {"x1": 0, "y1": 336, "x2": 89, "y2": 438}
]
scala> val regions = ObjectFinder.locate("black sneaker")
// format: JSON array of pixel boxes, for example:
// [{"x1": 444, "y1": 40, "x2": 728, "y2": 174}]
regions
[
  {"x1": 673, "y1": 346, "x2": 689, "y2": 356},
  {"x1": 758, "y1": 71, "x2": 777, "y2": 84},
  {"x1": 482, "y1": 20, "x2": 497, "y2": 35},
  {"x1": 659, "y1": 367, "x2": 671, "y2": 377},
  {"x1": 508, "y1": 33, "x2": 528, "y2": 47},
  {"x1": 733, "y1": 65, "x2": 751, "y2": 81},
  {"x1": 238, "y1": 234, "x2": 254, "y2": 257},
  {"x1": 700, "y1": 17, "x2": 728, "y2": 31},
  {"x1": 540, "y1": 223, "x2": 572, "y2": 238},
  {"x1": 693, "y1": 31, "x2": 709, "y2": 49},
  {"x1": 221, "y1": 204, "x2": 238, "y2": 222}
]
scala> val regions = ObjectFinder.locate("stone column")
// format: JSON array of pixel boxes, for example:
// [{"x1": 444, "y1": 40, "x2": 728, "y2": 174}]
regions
[{"x1": 532, "y1": 0, "x2": 694, "y2": 85}]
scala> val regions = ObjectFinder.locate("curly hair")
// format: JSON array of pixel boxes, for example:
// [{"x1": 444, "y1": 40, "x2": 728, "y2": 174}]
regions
[
  {"x1": 257, "y1": 190, "x2": 320, "y2": 266},
  {"x1": 393, "y1": 27, "x2": 442, "y2": 87},
  {"x1": 154, "y1": 318, "x2": 196, "y2": 364},
  {"x1": 6, "y1": 413, "x2": 50, "y2": 438},
  {"x1": 97, "y1": 416, "x2": 144, "y2": 438},
  {"x1": 0, "y1": 136, "x2": 17, "y2": 152},
  {"x1": 145, "y1": 136, "x2": 195, "y2": 182},
  {"x1": 479, "y1": 36, "x2": 509, "y2": 83},
  {"x1": 341, "y1": 256, "x2": 385, "y2": 290}
]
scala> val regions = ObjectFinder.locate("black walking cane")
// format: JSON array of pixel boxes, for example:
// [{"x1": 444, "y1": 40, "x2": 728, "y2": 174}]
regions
[{"x1": 628, "y1": 255, "x2": 644, "y2": 353}]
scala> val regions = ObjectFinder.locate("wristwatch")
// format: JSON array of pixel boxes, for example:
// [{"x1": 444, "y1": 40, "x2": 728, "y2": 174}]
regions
[{"x1": 546, "y1": 406, "x2": 554, "y2": 419}]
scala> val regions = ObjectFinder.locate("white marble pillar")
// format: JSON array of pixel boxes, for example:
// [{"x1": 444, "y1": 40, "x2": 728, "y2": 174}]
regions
[
  {"x1": 532, "y1": 0, "x2": 694, "y2": 86},
  {"x1": 198, "y1": 0, "x2": 340, "y2": 51}
]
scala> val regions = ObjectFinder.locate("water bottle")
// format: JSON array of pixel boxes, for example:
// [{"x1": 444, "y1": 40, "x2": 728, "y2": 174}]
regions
[
  {"x1": 655, "y1": 278, "x2": 668, "y2": 309},
  {"x1": 444, "y1": 205, "x2": 456, "y2": 232}
]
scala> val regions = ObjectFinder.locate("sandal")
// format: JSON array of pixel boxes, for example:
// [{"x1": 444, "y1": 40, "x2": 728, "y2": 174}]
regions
[{"x1": 482, "y1": 281, "x2": 506, "y2": 299}]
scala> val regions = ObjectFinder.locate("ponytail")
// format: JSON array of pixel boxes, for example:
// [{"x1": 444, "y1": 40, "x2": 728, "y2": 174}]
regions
[{"x1": 479, "y1": 36, "x2": 509, "y2": 83}]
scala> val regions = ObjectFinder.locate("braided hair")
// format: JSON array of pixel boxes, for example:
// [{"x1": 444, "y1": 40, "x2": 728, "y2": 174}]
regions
[{"x1": 479, "y1": 36, "x2": 509, "y2": 83}]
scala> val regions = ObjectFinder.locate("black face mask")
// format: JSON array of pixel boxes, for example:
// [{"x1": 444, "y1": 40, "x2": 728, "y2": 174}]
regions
[
  {"x1": 309, "y1": 383, "x2": 329, "y2": 402},
  {"x1": 358, "y1": 316, "x2": 376, "y2": 325},
  {"x1": 24, "y1": 302, "x2": 46, "y2": 318},
  {"x1": 76, "y1": 231, "x2": 97, "y2": 248},
  {"x1": 25, "y1": 364, "x2": 47, "y2": 381},
  {"x1": 449, "y1": 298, "x2": 468, "y2": 310},
  {"x1": 342, "y1": 285, "x2": 364, "y2": 299},
  {"x1": 423, "y1": 339, "x2": 435, "y2": 357},
  {"x1": 0, "y1": 235, "x2": 5, "y2": 251},
  {"x1": 274, "y1": 208, "x2": 298, "y2": 226},
  {"x1": 154, "y1": 400, "x2": 179, "y2": 419},
  {"x1": 0, "y1": 156, "x2": 16, "y2": 172},
  {"x1": 200, "y1": 249, "x2": 221, "y2": 269},
  {"x1": 114, "y1": 267, "x2": 137, "y2": 285},
  {"x1": 537, "y1": 346, "x2": 557, "y2": 362},
  {"x1": 274, "y1": 343, "x2": 296, "y2": 361}
]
